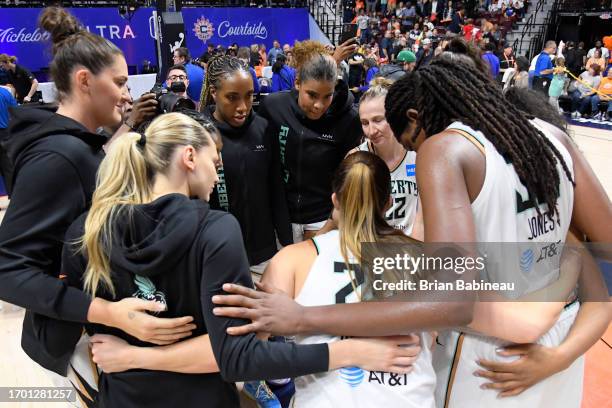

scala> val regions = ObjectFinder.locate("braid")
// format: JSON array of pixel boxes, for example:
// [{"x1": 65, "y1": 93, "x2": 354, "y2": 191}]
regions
[
  {"x1": 199, "y1": 54, "x2": 249, "y2": 111},
  {"x1": 387, "y1": 59, "x2": 575, "y2": 222}
]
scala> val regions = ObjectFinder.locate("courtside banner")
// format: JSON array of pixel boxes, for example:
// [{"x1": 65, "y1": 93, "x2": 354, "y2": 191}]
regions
[
  {"x1": 357, "y1": 242, "x2": 611, "y2": 302},
  {"x1": 182, "y1": 7, "x2": 309, "y2": 56},
  {"x1": 0, "y1": 7, "x2": 157, "y2": 72}
]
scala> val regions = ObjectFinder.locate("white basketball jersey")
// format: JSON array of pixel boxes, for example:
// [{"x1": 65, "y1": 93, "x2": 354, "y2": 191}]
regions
[
  {"x1": 356, "y1": 141, "x2": 419, "y2": 235},
  {"x1": 293, "y1": 230, "x2": 436, "y2": 408},
  {"x1": 433, "y1": 121, "x2": 581, "y2": 408}
]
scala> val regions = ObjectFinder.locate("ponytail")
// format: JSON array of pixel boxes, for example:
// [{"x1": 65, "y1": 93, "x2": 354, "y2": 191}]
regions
[
  {"x1": 82, "y1": 132, "x2": 149, "y2": 297},
  {"x1": 81, "y1": 113, "x2": 215, "y2": 297},
  {"x1": 333, "y1": 152, "x2": 396, "y2": 269}
]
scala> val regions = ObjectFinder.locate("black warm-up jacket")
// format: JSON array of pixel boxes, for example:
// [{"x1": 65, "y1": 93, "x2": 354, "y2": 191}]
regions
[{"x1": 0, "y1": 105, "x2": 105, "y2": 373}]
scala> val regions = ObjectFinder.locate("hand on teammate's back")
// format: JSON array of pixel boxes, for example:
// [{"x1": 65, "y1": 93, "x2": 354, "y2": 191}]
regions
[
  {"x1": 107, "y1": 297, "x2": 197, "y2": 345},
  {"x1": 348, "y1": 334, "x2": 422, "y2": 374},
  {"x1": 474, "y1": 343, "x2": 566, "y2": 397},
  {"x1": 212, "y1": 281, "x2": 304, "y2": 336}
]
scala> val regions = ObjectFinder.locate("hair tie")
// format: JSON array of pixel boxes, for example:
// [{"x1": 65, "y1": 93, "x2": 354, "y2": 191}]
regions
[{"x1": 137, "y1": 133, "x2": 146, "y2": 148}]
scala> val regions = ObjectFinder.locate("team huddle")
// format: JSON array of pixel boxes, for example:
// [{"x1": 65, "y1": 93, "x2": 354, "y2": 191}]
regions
[{"x1": 0, "y1": 5, "x2": 610, "y2": 408}]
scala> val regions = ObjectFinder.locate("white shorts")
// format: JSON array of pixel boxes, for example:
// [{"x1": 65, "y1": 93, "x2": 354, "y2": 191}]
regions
[
  {"x1": 43, "y1": 334, "x2": 99, "y2": 408},
  {"x1": 433, "y1": 302, "x2": 583, "y2": 408},
  {"x1": 291, "y1": 221, "x2": 327, "y2": 243}
]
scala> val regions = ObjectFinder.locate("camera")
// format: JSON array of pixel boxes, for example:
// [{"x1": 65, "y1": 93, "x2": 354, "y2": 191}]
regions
[{"x1": 149, "y1": 82, "x2": 195, "y2": 114}]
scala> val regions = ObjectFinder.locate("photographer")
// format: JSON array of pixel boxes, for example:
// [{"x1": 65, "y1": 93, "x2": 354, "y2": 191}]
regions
[
  {"x1": 172, "y1": 47, "x2": 205, "y2": 106},
  {"x1": 0, "y1": 54, "x2": 38, "y2": 104},
  {"x1": 166, "y1": 64, "x2": 190, "y2": 99}
]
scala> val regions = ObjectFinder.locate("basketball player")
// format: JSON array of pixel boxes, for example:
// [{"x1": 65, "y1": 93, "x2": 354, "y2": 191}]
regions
[
  {"x1": 351, "y1": 77, "x2": 421, "y2": 237},
  {"x1": 212, "y1": 58, "x2": 611, "y2": 407},
  {"x1": 46, "y1": 113, "x2": 421, "y2": 407},
  {"x1": 257, "y1": 40, "x2": 362, "y2": 242},
  {"x1": 199, "y1": 54, "x2": 292, "y2": 279},
  {"x1": 262, "y1": 151, "x2": 435, "y2": 407}
]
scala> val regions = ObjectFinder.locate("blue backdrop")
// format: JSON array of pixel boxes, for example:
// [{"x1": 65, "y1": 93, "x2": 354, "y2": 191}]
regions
[
  {"x1": 0, "y1": 7, "x2": 309, "y2": 74},
  {"x1": 182, "y1": 8, "x2": 309, "y2": 58},
  {"x1": 0, "y1": 8, "x2": 157, "y2": 73}
]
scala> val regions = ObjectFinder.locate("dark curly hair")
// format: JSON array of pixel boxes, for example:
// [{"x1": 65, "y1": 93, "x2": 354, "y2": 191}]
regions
[{"x1": 384, "y1": 58, "x2": 574, "y2": 221}]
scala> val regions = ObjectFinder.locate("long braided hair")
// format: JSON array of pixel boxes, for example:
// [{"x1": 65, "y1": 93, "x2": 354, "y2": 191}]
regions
[
  {"x1": 385, "y1": 58, "x2": 574, "y2": 221},
  {"x1": 199, "y1": 54, "x2": 250, "y2": 110}
]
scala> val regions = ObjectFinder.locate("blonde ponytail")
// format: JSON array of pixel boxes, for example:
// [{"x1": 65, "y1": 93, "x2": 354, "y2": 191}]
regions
[
  {"x1": 333, "y1": 152, "x2": 397, "y2": 271},
  {"x1": 81, "y1": 112, "x2": 216, "y2": 297},
  {"x1": 82, "y1": 132, "x2": 149, "y2": 297}
]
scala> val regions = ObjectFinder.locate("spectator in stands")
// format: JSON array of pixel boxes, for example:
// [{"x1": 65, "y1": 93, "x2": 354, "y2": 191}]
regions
[
  {"x1": 421, "y1": 24, "x2": 433, "y2": 40},
  {"x1": 268, "y1": 40, "x2": 283, "y2": 65},
  {"x1": 513, "y1": 0, "x2": 525, "y2": 19},
  {"x1": 351, "y1": 57, "x2": 380, "y2": 94},
  {"x1": 532, "y1": 40, "x2": 557, "y2": 95},
  {"x1": 198, "y1": 43, "x2": 216, "y2": 66},
  {"x1": 366, "y1": 0, "x2": 377, "y2": 12},
  {"x1": 482, "y1": 42, "x2": 500, "y2": 78},
  {"x1": 586, "y1": 49, "x2": 607, "y2": 72},
  {"x1": 348, "y1": 52, "x2": 366, "y2": 92},
  {"x1": 548, "y1": 56, "x2": 568, "y2": 113},
  {"x1": 271, "y1": 54, "x2": 296, "y2": 92},
  {"x1": 396, "y1": 1, "x2": 406, "y2": 17},
  {"x1": 589, "y1": 67, "x2": 612, "y2": 121},
  {"x1": 286, "y1": 49, "x2": 295, "y2": 67},
  {"x1": 448, "y1": 6, "x2": 465, "y2": 34},
  {"x1": 441, "y1": 0, "x2": 454, "y2": 22},
  {"x1": 497, "y1": 42, "x2": 515, "y2": 82},
  {"x1": 408, "y1": 23, "x2": 422, "y2": 43},
  {"x1": 172, "y1": 47, "x2": 205, "y2": 105},
  {"x1": 380, "y1": 30, "x2": 395, "y2": 60},
  {"x1": 237, "y1": 47, "x2": 261, "y2": 94},
  {"x1": 587, "y1": 40, "x2": 610, "y2": 61},
  {"x1": 356, "y1": 9, "x2": 370, "y2": 43},
  {"x1": 570, "y1": 64, "x2": 602, "y2": 118},
  {"x1": 564, "y1": 41, "x2": 583, "y2": 77},
  {"x1": 504, "y1": 55, "x2": 530, "y2": 91},
  {"x1": 381, "y1": 0, "x2": 389, "y2": 13},
  {"x1": 388, "y1": 0, "x2": 397, "y2": 13},
  {"x1": 249, "y1": 44, "x2": 261, "y2": 67},
  {"x1": 415, "y1": 38, "x2": 434, "y2": 68},
  {"x1": 166, "y1": 65, "x2": 190, "y2": 99},
  {"x1": 0, "y1": 54, "x2": 38, "y2": 104},
  {"x1": 259, "y1": 43, "x2": 268, "y2": 67}
]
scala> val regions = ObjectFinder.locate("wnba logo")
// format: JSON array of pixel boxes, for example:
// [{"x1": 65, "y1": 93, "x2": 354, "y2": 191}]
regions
[{"x1": 339, "y1": 367, "x2": 364, "y2": 387}]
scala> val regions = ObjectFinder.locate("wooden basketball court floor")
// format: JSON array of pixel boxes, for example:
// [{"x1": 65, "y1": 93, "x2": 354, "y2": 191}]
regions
[{"x1": 0, "y1": 124, "x2": 610, "y2": 408}]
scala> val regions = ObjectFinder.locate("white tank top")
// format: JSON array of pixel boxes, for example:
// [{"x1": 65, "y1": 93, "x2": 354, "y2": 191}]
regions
[
  {"x1": 432, "y1": 121, "x2": 576, "y2": 408},
  {"x1": 446, "y1": 121, "x2": 575, "y2": 294},
  {"x1": 356, "y1": 141, "x2": 419, "y2": 235},
  {"x1": 293, "y1": 230, "x2": 436, "y2": 408}
]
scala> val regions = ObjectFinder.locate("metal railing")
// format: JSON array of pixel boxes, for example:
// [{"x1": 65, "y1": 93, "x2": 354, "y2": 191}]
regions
[
  {"x1": 307, "y1": 0, "x2": 344, "y2": 44},
  {"x1": 524, "y1": 0, "x2": 561, "y2": 58},
  {"x1": 511, "y1": 0, "x2": 549, "y2": 56}
]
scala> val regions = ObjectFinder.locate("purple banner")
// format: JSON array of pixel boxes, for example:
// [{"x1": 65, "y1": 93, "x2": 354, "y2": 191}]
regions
[{"x1": 0, "y1": 8, "x2": 157, "y2": 73}]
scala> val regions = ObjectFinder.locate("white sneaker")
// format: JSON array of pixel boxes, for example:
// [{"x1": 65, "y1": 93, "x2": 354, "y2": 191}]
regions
[
  {"x1": 593, "y1": 112, "x2": 602, "y2": 121},
  {"x1": 571, "y1": 111, "x2": 579, "y2": 119}
]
